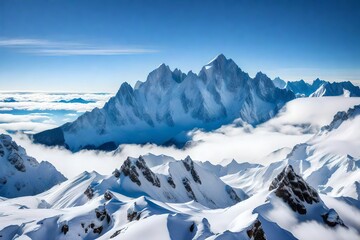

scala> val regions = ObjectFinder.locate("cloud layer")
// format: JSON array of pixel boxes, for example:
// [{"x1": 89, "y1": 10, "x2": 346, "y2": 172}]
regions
[
  {"x1": 5, "y1": 96, "x2": 359, "y2": 179},
  {"x1": 0, "y1": 38, "x2": 158, "y2": 56},
  {"x1": 0, "y1": 92, "x2": 112, "y2": 133}
]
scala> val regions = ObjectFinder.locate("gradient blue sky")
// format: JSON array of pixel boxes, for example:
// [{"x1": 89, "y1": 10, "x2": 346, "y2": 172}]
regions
[{"x1": 0, "y1": 0, "x2": 359, "y2": 92}]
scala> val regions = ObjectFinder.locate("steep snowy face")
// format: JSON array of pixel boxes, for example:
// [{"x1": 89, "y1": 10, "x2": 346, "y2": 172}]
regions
[
  {"x1": 269, "y1": 165, "x2": 320, "y2": 214},
  {"x1": 0, "y1": 134, "x2": 66, "y2": 198},
  {"x1": 33, "y1": 54, "x2": 295, "y2": 151},
  {"x1": 286, "y1": 78, "x2": 360, "y2": 97}
]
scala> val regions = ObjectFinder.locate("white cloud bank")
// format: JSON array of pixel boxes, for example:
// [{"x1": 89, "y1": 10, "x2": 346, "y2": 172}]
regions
[{"x1": 7, "y1": 97, "x2": 360, "y2": 179}]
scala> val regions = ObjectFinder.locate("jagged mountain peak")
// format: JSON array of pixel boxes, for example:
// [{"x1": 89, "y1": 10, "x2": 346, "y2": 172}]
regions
[
  {"x1": 255, "y1": 71, "x2": 268, "y2": 79},
  {"x1": 272, "y1": 77, "x2": 286, "y2": 89},
  {"x1": 269, "y1": 165, "x2": 320, "y2": 214},
  {"x1": 207, "y1": 53, "x2": 228, "y2": 65},
  {"x1": 203, "y1": 53, "x2": 238, "y2": 72}
]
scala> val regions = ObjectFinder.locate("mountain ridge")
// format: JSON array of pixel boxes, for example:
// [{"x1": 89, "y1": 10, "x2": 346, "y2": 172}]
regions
[{"x1": 34, "y1": 54, "x2": 295, "y2": 151}]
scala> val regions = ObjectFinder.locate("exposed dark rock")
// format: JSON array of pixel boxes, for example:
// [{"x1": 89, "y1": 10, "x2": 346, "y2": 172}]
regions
[
  {"x1": 61, "y1": 224, "x2": 69, "y2": 235},
  {"x1": 0, "y1": 144, "x2": 4, "y2": 157},
  {"x1": 189, "y1": 222, "x2": 195, "y2": 232},
  {"x1": 225, "y1": 185, "x2": 241, "y2": 203},
  {"x1": 269, "y1": 165, "x2": 320, "y2": 215},
  {"x1": 322, "y1": 105, "x2": 360, "y2": 131},
  {"x1": 8, "y1": 152, "x2": 26, "y2": 172},
  {"x1": 104, "y1": 191, "x2": 113, "y2": 201},
  {"x1": 110, "y1": 229, "x2": 123, "y2": 238},
  {"x1": 93, "y1": 226, "x2": 103, "y2": 234},
  {"x1": 183, "y1": 156, "x2": 201, "y2": 184},
  {"x1": 84, "y1": 186, "x2": 94, "y2": 199},
  {"x1": 112, "y1": 168, "x2": 120, "y2": 178},
  {"x1": 167, "y1": 176, "x2": 176, "y2": 188},
  {"x1": 120, "y1": 157, "x2": 141, "y2": 186},
  {"x1": 247, "y1": 220, "x2": 266, "y2": 240},
  {"x1": 182, "y1": 177, "x2": 197, "y2": 201},
  {"x1": 136, "y1": 156, "x2": 161, "y2": 187},
  {"x1": 322, "y1": 209, "x2": 346, "y2": 228},
  {"x1": 95, "y1": 208, "x2": 111, "y2": 224},
  {"x1": 127, "y1": 211, "x2": 141, "y2": 222}
]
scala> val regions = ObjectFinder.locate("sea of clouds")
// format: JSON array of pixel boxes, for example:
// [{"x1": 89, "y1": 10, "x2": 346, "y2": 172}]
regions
[
  {"x1": 0, "y1": 92, "x2": 112, "y2": 133},
  {"x1": 1, "y1": 93, "x2": 359, "y2": 179}
]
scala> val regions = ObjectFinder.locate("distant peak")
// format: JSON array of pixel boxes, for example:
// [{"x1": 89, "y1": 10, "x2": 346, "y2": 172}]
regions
[
  {"x1": 255, "y1": 71, "x2": 268, "y2": 79},
  {"x1": 207, "y1": 54, "x2": 228, "y2": 65},
  {"x1": 134, "y1": 80, "x2": 143, "y2": 90},
  {"x1": 118, "y1": 82, "x2": 134, "y2": 95},
  {"x1": 156, "y1": 63, "x2": 171, "y2": 71}
]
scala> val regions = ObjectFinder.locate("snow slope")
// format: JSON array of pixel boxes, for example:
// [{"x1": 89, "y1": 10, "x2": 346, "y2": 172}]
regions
[
  {"x1": 221, "y1": 105, "x2": 360, "y2": 201},
  {"x1": 0, "y1": 162, "x2": 358, "y2": 240},
  {"x1": 0, "y1": 134, "x2": 66, "y2": 198}
]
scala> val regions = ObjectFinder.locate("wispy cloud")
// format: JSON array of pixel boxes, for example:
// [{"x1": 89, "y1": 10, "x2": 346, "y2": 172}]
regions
[
  {"x1": 0, "y1": 38, "x2": 158, "y2": 56},
  {"x1": 32, "y1": 48, "x2": 157, "y2": 56}
]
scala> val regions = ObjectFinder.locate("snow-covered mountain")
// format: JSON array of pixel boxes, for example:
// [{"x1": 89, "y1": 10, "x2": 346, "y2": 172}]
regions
[
  {"x1": 282, "y1": 79, "x2": 360, "y2": 97},
  {"x1": 33, "y1": 54, "x2": 295, "y2": 151},
  {"x1": 1, "y1": 103, "x2": 360, "y2": 238},
  {"x1": 0, "y1": 160, "x2": 357, "y2": 240},
  {"x1": 0, "y1": 134, "x2": 66, "y2": 198},
  {"x1": 272, "y1": 77, "x2": 286, "y2": 89},
  {"x1": 222, "y1": 104, "x2": 360, "y2": 201}
]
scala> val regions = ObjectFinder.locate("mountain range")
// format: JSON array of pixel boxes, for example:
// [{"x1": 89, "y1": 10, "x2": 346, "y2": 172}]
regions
[
  {"x1": 1, "y1": 101, "x2": 359, "y2": 239},
  {"x1": 33, "y1": 55, "x2": 360, "y2": 152},
  {"x1": 34, "y1": 54, "x2": 296, "y2": 151},
  {"x1": 273, "y1": 78, "x2": 360, "y2": 97}
]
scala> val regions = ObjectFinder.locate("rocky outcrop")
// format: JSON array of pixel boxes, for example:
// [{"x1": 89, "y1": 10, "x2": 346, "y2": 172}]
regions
[
  {"x1": 112, "y1": 169, "x2": 120, "y2": 178},
  {"x1": 136, "y1": 156, "x2": 160, "y2": 187},
  {"x1": 84, "y1": 186, "x2": 94, "y2": 199},
  {"x1": 127, "y1": 203, "x2": 142, "y2": 222},
  {"x1": 269, "y1": 165, "x2": 319, "y2": 214},
  {"x1": 322, "y1": 209, "x2": 346, "y2": 228},
  {"x1": 104, "y1": 191, "x2": 113, "y2": 201},
  {"x1": 225, "y1": 185, "x2": 241, "y2": 203},
  {"x1": 182, "y1": 177, "x2": 197, "y2": 201},
  {"x1": 120, "y1": 157, "x2": 141, "y2": 186},
  {"x1": 183, "y1": 156, "x2": 201, "y2": 184},
  {"x1": 95, "y1": 207, "x2": 111, "y2": 224},
  {"x1": 322, "y1": 105, "x2": 360, "y2": 131},
  {"x1": 0, "y1": 134, "x2": 66, "y2": 198},
  {"x1": 61, "y1": 224, "x2": 69, "y2": 235},
  {"x1": 120, "y1": 156, "x2": 160, "y2": 187},
  {"x1": 247, "y1": 220, "x2": 266, "y2": 240},
  {"x1": 167, "y1": 176, "x2": 176, "y2": 188}
]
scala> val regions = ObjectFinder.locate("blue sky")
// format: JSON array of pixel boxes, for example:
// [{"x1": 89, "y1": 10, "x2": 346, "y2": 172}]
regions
[{"x1": 0, "y1": 0, "x2": 359, "y2": 92}]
